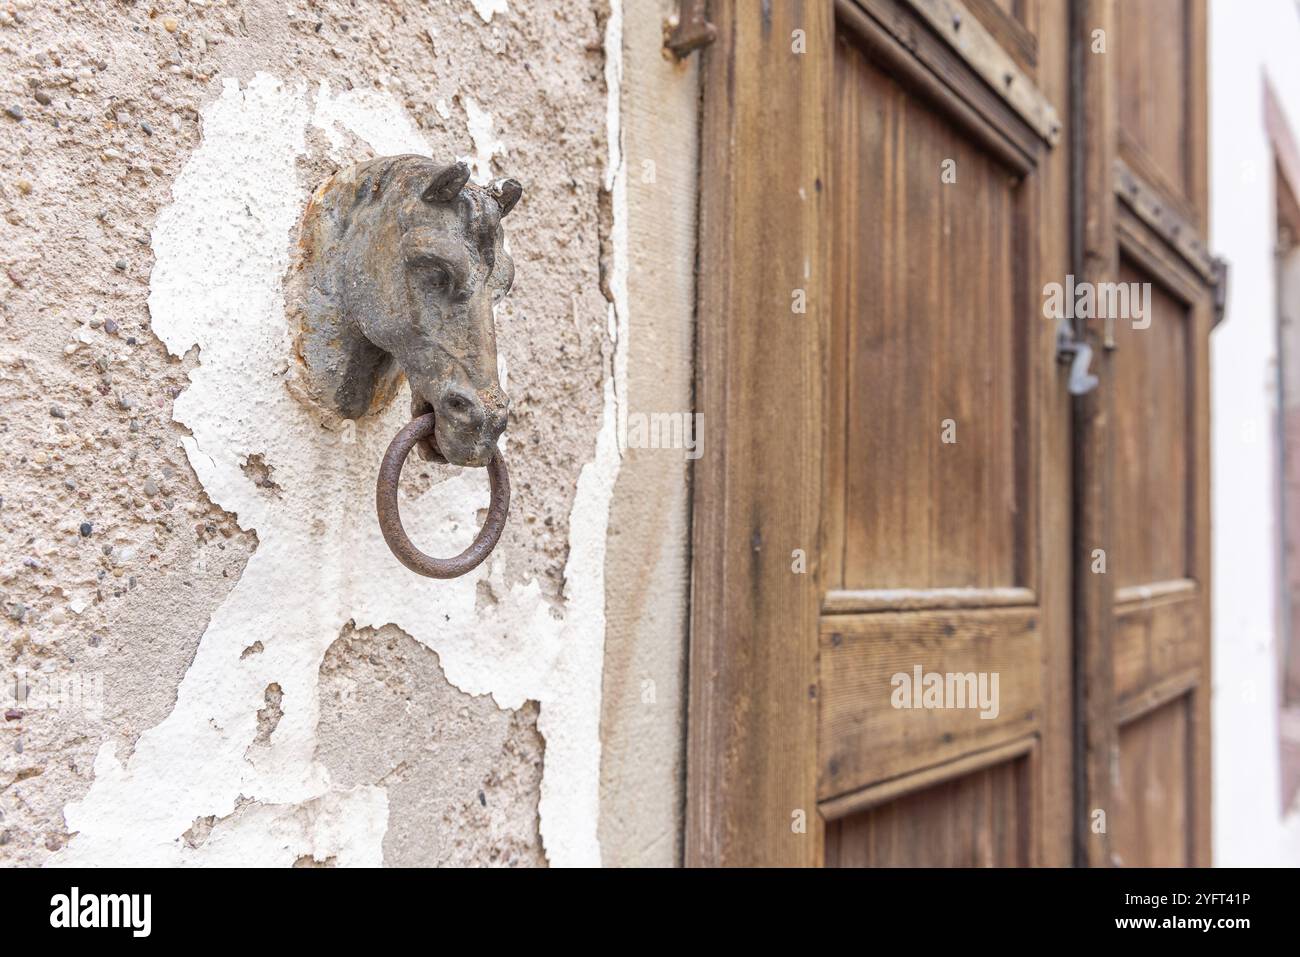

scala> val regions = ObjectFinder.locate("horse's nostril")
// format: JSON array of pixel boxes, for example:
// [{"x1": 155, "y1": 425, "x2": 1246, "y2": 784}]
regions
[{"x1": 440, "y1": 388, "x2": 483, "y2": 425}]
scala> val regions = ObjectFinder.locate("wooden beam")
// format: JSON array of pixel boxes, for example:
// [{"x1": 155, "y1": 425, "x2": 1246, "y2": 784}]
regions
[
  {"x1": 1072, "y1": 0, "x2": 1118, "y2": 868},
  {"x1": 819, "y1": 737, "x2": 1037, "y2": 821},
  {"x1": 822, "y1": 586, "x2": 1035, "y2": 614},
  {"x1": 1115, "y1": 158, "x2": 1217, "y2": 284},
  {"x1": 906, "y1": 0, "x2": 1061, "y2": 145},
  {"x1": 838, "y1": 0, "x2": 1038, "y2": 174},
  {"x1": 685, "y1": 0, "x2": 832, "y2": 868}
]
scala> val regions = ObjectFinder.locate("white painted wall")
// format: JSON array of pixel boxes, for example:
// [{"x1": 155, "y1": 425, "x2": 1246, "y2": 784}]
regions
[{"x1": 1209, "y1": 0, "x2": 1300, "y2": 866}]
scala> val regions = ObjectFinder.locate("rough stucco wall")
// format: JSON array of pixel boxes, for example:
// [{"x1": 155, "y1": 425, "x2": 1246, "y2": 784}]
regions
[
  {"x1": 316, "y1": 624, "x2": 545, "y2": 867},
  {"x1": 0, "y1": 0, "x2": 617, "y2": 866}
]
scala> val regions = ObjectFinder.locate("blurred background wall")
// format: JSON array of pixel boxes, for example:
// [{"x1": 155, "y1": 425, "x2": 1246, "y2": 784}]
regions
[{"x1": 1209, "y1": 0, "x2": 1300, "y2": 866}]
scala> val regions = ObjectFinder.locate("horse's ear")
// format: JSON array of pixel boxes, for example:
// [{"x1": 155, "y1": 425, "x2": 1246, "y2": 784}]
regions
[
  {"x1": 422, "y1": 161, "x2": 471, "y2": 204},
  {"x1": 491, "y1": 178, "x2": 523, "y2": 216}
]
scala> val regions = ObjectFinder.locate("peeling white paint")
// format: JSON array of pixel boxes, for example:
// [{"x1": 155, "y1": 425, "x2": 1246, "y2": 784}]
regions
[
  {"x1": 533, "y1": 0, "x2": 627, "y2": 864},
  {"x1": 468, "y1": 0, "x2": 508, "y2": 25},
  {"x1": 185, "y1": 788, "x2": 388, "y2": 867},
  {"x1": 606, "y1": 1, "x2": 630, "y2": 461},
  {"x1": 311, "y1": 81, "x2": 429, "y2": 160},
  {"x1": 462, "y1": 98, "x2": 504, "y2": 183},
  {"x1": 54, "y1": 71, "x2": 619, "y2": 867}
]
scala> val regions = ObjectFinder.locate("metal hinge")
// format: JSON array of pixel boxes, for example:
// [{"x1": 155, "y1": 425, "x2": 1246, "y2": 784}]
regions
[
  {"x1": 664, "y1": 0, "x2": 717, "y2": 60},
  {"x1": 1212, "y1": 256, "x2": 1230, "y2": 328}
]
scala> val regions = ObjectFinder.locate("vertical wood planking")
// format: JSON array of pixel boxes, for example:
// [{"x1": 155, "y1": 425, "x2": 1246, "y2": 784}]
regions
[
  {"x1": 1110, "y1": 268, "x2": 1191, "y2": 589},
  {"x1": 1073, "y1": 0, "x2": 1118, "y2": 867},
  {"x1": 1033, "y1": 0, "x2": 1074, "y2": 866},
  {"x1": 1190, "y1": 295, "x2": 1213, "y2": 866},
  {"x1": 1115, "y1": 0, "x2": 1190, "y2": 201},
  {"x1": 1088, "y1": 0, "x2": 1214, "y2": 867},
  {"x1": 1186, "y1": 0, "x2": 1208, "y2": 234},
  {"x1": 1187, "y1": 0, "x2": 1213, "y2": 865},
  {"x1": 686, "y1": 0, "x2": 832, "y2": 868},
  {"x1": 1113, "y1": 698, "x2": 1191, "y2": 866},
  {"x1": 835, "y1": 46, "x2": 1023, "y2": 592},
  {"x1": 826, "y1": 756, "x2": 1030, "y2": 866}
]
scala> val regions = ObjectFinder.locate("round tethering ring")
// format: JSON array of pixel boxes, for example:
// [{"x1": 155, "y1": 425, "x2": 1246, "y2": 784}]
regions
[{"x1": 375, "y1": 413, "x2": 510, "y2": 579}]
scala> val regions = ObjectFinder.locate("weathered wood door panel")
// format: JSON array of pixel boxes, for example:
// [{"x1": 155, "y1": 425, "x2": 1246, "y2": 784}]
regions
[
  {"x1": 830, "y1": 39, "x2": 1026, "y2": 596},
  {"x1": 825, "y1": 750, "x2": 1032, "y2": 867},
  {"x1": 1105, "y1": 260, "x2": 1208, "y2": 867},
  {"x1": 818, "y1": 0, "x2": 1066, "y2": 868}
]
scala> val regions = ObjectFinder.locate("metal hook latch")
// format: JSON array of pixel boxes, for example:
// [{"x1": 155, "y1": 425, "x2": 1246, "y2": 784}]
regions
[{"x1": 1057, "y1": 319, "x2": 1099, "y2": 396}]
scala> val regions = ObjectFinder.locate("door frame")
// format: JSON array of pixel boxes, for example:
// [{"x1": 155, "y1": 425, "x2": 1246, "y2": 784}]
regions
[{"x1": 684, "y1": 0, "x2": 832, "y2": 868}]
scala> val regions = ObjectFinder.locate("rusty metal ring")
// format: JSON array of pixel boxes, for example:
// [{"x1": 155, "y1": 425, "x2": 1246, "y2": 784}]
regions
[{"x1": 376, "y1": 413, "x2": 510, "y2": 578}]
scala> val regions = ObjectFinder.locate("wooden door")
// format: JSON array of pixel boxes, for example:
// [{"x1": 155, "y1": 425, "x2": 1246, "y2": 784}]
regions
[
  {"x1": 687, "y1": 0, "x2": 1215, "y2": 868},
  {"x1": 1075, "y1": 0, "x2": 1216, "y2": 867},
  {"x1": 816, "y1": 0, "x2": 1072, "y2": 867}
]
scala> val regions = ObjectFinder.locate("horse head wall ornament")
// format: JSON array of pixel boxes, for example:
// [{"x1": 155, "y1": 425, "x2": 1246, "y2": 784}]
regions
[{"x1": 287, "y1": 155, "x2": 522, "y2": 578}]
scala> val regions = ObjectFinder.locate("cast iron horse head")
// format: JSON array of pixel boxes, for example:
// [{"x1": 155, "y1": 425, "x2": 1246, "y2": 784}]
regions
[{"x1": 288, "y1": 155, "x2": 521, "y2": 468}]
